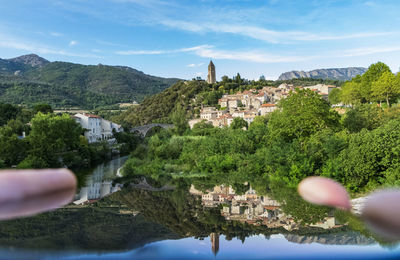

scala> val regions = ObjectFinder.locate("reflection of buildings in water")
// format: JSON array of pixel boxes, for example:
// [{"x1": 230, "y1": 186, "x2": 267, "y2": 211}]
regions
[
  {"x1": 190, "y1": 184, "x2": 340, "y2": 231},
  {"x1": 73, "y1": 157, "x2": 126, "y2": 204},
  {"x1": 210, "y1": 233, "x2": 219, "y2": 256}
]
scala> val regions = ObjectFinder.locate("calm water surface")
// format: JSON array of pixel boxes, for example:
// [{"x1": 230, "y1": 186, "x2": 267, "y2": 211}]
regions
[{"x1": 0, "y1": 157, "x2": 399, "y2": 259}]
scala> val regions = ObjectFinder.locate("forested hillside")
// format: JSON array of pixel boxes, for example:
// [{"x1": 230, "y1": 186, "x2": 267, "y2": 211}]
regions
[{"x1": 0, "y1": 54, "x2": 180, "y2": 108}]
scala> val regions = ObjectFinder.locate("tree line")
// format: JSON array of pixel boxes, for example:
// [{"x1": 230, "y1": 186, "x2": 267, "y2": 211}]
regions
[{"x1": 329, "y1": 62, "x2": 400, "y2": 106}]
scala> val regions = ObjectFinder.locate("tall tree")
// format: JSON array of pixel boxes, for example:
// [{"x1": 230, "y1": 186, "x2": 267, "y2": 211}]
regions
[
  {"x1": 0, "y1": 103, "x2": 21, "y2": 126},
  {"x1": 0, "y1": 126, "x2": 27, "y2": 167},
  {"x1": 28, "y1": 113, "x2": 83, "y2": 167},
  {"x1": 371, "y1": 71, "x2": 400, "y2": 106},
  {"x1": 360, "y1": 62, "x2": 391, "y2": 102},
  {"x1": 170, "y1": 105, "x2": 189, "y2": 135},
  {"x1": 328, "y1": 88, "x2": 341, "y2": 104},
  {"x1": 340, "y1": 77, "x2": 363, "y2": 105}
]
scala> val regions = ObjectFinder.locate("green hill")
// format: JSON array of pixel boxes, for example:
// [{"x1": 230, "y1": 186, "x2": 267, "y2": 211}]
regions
[
  {"x1": 115, "y1": 77, "x2": 343, "y2": 127},
  {"x1": 115, "y1": 80, "x2": 211, "y2": 126},
  {"x1": 0, "y1": 54, "x2": 180, "y2": 108}
]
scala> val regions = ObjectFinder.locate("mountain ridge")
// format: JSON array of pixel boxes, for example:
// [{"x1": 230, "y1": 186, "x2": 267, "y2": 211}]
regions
[
  {"x1": 0, "y1": 54, "x2": 181, "y2": 108},
  {"x1": 7, "y1": 54, "x2": 50, "y2": 68},
  {"x1": 278, "y1": 67, "x2": 367, "y2": 81}
]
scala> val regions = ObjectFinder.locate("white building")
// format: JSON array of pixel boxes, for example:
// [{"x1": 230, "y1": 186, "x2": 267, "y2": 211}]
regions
[
  {"x1": 73, "y1": 113, "x2": 123, "y2": 143},
  {"x1": 258, "y1": 103, "x2": 277, "y2": 116}
]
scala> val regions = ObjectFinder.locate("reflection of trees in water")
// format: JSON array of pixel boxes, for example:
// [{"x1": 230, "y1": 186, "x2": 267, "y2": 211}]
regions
[
  {"x1": 112, "y1": 176, "x2": 400, "y2": 248},
  {"x1": 0, "y1": 206, "x2": 179, "y2": 251},
  {"x1": 111, "y1": 180, "x2": 350, "y2": 244}
]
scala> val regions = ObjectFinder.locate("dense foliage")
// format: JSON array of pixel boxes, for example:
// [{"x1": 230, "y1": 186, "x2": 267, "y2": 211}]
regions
[
  {"x1": 0, "y1": 106, "x2": 119, "y2": 170},
  {"x1": 339, "y1": 62, "x2": 400, "y2": 106},
  {"x1": 0, "y1": 58, "x2": 179, "y2": 108},
  {"x1": 122, "y1": 70, "x2": 400, "y2": 196}
]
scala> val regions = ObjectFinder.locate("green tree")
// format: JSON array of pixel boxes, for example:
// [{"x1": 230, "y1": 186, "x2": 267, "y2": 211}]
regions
[
  {"x1": 0, "y1": 103, "x2": 21, "y2": 126},
  {"x1": 325, "y1": 118, "x2": 400, "y2": 192},
  {"x1": 371, "y1": 71, "x2": 400, "y2": 106},
  {"x1": 0, "y1": 126, "x2": 28, "y2": 166},
  {"x1": 6, "y1": 119, "x2": 29, "y2": 136},
  {"x1": 340, "y1": 79, "x2": 362, "y2": 105},
  {"x1": 191, "y1": 120, "x2": 215, "y2": 136},
  {"x1": 33, "y1": 103, "x2": 53, "y2": 114},
  {"x1": 221, "y1": 75, "x2": 229, "y2": 83},
  {"x1": 27, "y1": 113, "x2": 83, "y2": 167},
  {"x1": 360, "y1": 62, "x2": 391, "y2": 102},
  {"x1": 328, "y1": 88, "x2": 341, "y2": 104},
  {"x1": 234, "y1": 73, "x2": 242, "y2": 84},
  {"x1": 341, "y1": 104, "x2": 384, "y2": 132},
  {"x1": 170, "y1": 105, "x2": 189, "y2": 135},
  {"x1": 248, "y1": 115, "x2": 269, "y2": 146},
  {"x1": 230, "y1": 117, "x2": 248, "y2": 130},
  {"x1": 268, "y1": 89, "x2": 340, "y2": 142}
]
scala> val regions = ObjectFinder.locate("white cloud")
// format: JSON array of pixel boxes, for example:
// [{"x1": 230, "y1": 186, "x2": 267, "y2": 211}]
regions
[
  {"x1": 116, "y1": 50, "x2": 165, "y2": 55},
  {"x1": 187, "y1": 63, "x2": 204, "y2": 67},
  {"x1": 115, "y1": 45, "x2": 212, "y2": 55},
  {"x1": 69, "y1": 40, "x2": 78, "y2": 46},
  {"x1": 50, "y1": 32, "x2": 63, "y2": 37},
  {"x1": 115, "y1": 43, "x2": 400, "y2": 64},
  {"x1": 194, "y1": 47, "x2": 307, "y2": 63},
  {"x1": 115, "y1": 44, "x2": 307, "y2": 63},
  {"x1": 160, "y1": 20, "x2": 395, "y2": 44},
  {"x1": 96, "y1": 40, "x2": 122, "y2": 47}
]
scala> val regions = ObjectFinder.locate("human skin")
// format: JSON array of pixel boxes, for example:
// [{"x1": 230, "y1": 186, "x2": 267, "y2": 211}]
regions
[
  {"x1": 298, "y1": 176, "x2": 400, "y2": 240},
  {"x1": 0, "y1": 169, "x2": 76, "y2": 220}
]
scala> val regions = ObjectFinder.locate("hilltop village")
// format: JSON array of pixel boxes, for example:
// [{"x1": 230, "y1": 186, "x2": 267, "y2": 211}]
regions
[{"x1": 189, "y1": 61, "x2": 338, "y2": 128}]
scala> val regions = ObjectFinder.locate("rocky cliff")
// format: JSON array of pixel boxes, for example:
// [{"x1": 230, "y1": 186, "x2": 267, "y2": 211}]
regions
[
  {"x1": 284, "y1": 231, "x2": 375, "y2": 245},
  {"x1": 278, "y1": 67, "x2": 367, "y2": 81}
]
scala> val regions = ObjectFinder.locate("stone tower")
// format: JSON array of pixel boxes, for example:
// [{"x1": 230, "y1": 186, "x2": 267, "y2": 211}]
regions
[
  {"x1": 210, "y1": 232, "x2": 219, "y2": 256},
  {"x1": 207, "y1": 60, "x2": 216, "y2": 84}
]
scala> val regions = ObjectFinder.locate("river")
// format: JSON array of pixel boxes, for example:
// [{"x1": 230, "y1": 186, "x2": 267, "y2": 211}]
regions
[
  {"x1": 73, "y1": 156, "x2": 129, "y2": 205},
  {"x1": 0, "y1": 162, "x2": 399, "y2": 259}
]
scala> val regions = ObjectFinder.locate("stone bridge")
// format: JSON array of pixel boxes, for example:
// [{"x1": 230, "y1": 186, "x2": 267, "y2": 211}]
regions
[{"x1": 131, "y1": 123, "x2": 174, "y2": 137}]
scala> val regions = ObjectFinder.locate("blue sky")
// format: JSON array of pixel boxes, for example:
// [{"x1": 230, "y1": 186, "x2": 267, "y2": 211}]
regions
[{"x1": 1, "y1": 0, "x2": 400, "y2": 80}]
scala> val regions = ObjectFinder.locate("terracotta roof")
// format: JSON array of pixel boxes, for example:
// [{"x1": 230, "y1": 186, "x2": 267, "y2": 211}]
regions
[
  {"x1": 84, "y1": 113, "x2": 101, "y2": 118},
  {"x1": 264, "y1": 206, "x2": 279, "y2": 210},
  {"x1": 262, "y1": 103, "x2": 276, "y2": 107}
]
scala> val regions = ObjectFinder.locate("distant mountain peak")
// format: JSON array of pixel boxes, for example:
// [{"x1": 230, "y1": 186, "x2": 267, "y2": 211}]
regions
[
  {"x1": 278, "y1": 67, "x2": 367, "y2": 81},
  {"x1": 8, "y1": 54, "x2": 50, "y2": 68}
]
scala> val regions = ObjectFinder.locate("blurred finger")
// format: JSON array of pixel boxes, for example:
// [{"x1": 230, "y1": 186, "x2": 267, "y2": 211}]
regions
[
  {"x1": 0, "y1": 169, "x2": 77, "y2": 220},
  {"x1": 298, "y1": 176, "x2": 351, "y2": 210},
  {"x1": 362, "y1": 189, "x2": 400, "y2": 241}
]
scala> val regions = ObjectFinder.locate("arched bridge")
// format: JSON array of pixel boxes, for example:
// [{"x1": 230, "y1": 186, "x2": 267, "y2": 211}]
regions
[{"x1": 131, "y1": 123, "x2": 174, "y2": 137}]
